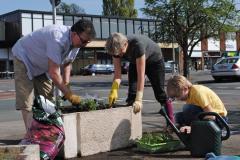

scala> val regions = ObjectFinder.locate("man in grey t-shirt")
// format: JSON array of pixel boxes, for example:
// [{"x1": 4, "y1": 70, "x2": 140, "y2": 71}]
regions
[
  {"x1": 105, "y1": 32, "x2": 174, "y2": 125},
  {"x1": 12, "y1": 19, "x2": 96, "y2": 131}
]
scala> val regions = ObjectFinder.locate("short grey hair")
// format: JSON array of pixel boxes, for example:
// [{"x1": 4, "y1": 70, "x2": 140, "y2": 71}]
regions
[{"x1": 105, "y1": 32, "x2": 128, "y2": 56}]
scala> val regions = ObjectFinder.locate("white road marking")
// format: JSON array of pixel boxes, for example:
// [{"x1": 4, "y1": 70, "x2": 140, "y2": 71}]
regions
[
  {"x1": 216, "y1": 92, "x2": 236, "y2": 95},
  {"x1": 0, "y1": 90, "x2": 15, "y2": 92},
  {"x1": 216, "y1": 87, "x2": 228, "y2": 89}
]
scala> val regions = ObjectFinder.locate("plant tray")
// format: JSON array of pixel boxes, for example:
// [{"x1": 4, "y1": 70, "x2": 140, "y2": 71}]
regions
[{"x1": 136, "y1": 140, "x2": 181, "y2": 153}]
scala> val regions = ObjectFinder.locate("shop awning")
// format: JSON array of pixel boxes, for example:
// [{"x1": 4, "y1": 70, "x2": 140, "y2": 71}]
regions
[{"x1": 189, "y1": 51, "x2": 202, "y2": 58}]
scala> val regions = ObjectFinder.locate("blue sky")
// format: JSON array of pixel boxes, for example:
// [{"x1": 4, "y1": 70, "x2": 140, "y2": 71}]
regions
[
  {"x1": 1, "y1": 0, "x2": 239, "y2": 18},
  {"x1": 0, "y1": 0, "x2": 146, "y2": 18}
]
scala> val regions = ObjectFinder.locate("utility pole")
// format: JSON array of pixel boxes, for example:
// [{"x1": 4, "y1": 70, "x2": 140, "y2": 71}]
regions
[
  {"x1": 49, "y1": 0, "x2": 61, "y2": 24},
  {"x1": 49, "y1": 0, "x2": 61, "y2": 106}
]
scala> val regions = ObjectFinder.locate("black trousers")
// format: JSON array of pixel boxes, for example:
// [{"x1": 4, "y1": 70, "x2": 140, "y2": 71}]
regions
[{"x1": 126, "y1": 59, "x2": 167, "y2": 105}]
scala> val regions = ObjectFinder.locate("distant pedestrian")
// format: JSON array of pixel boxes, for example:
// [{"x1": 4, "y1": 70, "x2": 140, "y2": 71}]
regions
[
  {"x1": 12, "y1": 19, "x2": 96, "y2": 131},
  {"x1": 105, "y1": 32, "x2": 174, "y2": 124},
  {"x1": 194, "y1": 61, "x2": 198, "y2": 71}
]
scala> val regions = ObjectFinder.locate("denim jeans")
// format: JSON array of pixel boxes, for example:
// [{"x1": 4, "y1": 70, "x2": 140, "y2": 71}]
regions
[
  {"x1": 175, "y1": 104, "x2": 228, "y2": 127},
  {"x1": 175, "y1": 104, "x2": 203, "y2": 126}
]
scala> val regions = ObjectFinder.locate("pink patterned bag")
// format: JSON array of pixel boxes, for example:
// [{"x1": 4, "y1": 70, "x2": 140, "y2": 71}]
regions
[
  {"x1": 20, "y1": 96, "x2": 65, "y2": 160},
  {"x1": 21, "y1": 119, "x2": 65, "y2": 160}
]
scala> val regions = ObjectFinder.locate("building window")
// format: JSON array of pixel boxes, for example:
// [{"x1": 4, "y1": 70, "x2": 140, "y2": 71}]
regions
[
  {"x1": 93, "y1": 17, "x2": 101, "y2": 38},
  {"x1": 21, "y1": 13, "x2": 31, "y2": 18},
  {"x1": 21, "y1": 13, "x2": 32, "y2": 35},
  {"x1": 44, "y1": 14, "x2": 53, "y2": 26},
  {"x1": 134, "y1": 20, "x2": 142, "y2": 35},
  {"x1": 102, "y1": 18, "x2": 109, "y2": 38},
  {"x1": 110, "y1": 19, "x2": 118, "y2": 33},
  {"x1": 149, "y1": 21, "x2": 155, "y2": 35},
  {"x1": 64, "y1": 16, "x2": 73, "y2": 26},
  {"x1": 226, "y1": 32, "x2": 236, "y2": 40},
  {"x1": 142, "y1": 21, "x2": 149, "y2": 36},
  {"x1": 118, "y1": 19, "x2": 126, "y2": 35},
  {"x1": 33, "y1": 14, "x2": 43, "y2": 31},
  {"x1": 56, "y1": 15, "x2": 64, "y2": 25},
  {"x1": 126, "y1": 20, "x2": 134, "y2": 35}
]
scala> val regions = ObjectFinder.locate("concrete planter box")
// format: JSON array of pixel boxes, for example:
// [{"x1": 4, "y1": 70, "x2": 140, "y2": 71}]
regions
[
  {"x1": 61, "y1": 106, "x2": 142, "y2": 158},
  {"x1": 0, "y1": 145, "x2": 39, "y2": 160}
]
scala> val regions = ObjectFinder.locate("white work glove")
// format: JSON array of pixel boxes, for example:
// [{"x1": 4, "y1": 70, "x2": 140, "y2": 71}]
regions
[{"x1": 133, "y1": 91, "x2": 143, "y2": 114}]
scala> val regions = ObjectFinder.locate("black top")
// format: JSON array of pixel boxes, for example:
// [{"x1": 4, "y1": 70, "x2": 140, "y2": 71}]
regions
[{"x1": 122, "y1": 34, "x2": 163, "y2": 64}]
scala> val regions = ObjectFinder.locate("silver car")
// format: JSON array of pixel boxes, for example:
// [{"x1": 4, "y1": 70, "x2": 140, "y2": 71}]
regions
[{"x1": 211, "y1": 56, "x2": 240, "y2": 81}]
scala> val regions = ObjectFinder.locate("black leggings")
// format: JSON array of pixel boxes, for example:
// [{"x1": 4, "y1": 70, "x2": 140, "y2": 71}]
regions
[{"x1": 127, "y1": 59, "x2": 167, "y2": 105}]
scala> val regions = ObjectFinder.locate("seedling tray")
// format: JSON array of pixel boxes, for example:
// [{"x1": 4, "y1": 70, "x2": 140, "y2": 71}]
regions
[
  {"x1": 136, "y1": 140, "x2": 181, "y2": 153},
  {"x1": 135, "y1": 132, "x2": 182, "y2": 153}
]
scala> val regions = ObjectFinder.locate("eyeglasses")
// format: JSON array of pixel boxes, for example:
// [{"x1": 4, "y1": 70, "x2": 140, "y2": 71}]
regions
[{"x1": 77, "y1": 33, "x2": 90, "y2": 45}]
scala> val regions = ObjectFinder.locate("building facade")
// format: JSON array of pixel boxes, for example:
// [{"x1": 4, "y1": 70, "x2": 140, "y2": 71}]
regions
[
  {"x1": 1, "y1": 9, "x2": 238, "y2": 76},
  {"x1": 0, "y1": 10, "x2": 178, "y2": 75},
  {"x1": 190, "y1": 32, "x2": 240, "y2": 70}
]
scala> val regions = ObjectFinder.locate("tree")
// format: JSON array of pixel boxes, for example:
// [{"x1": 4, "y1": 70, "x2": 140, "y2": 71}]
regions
[
  {"x1": 56, "y1": 2, "x2": 85, "y2": 14},
  {"x1": 102, "y1": 0, "x2": 138, "y2": 18},
  {"x1": 142, "y1": 0, "x2": 238, "y2": 77}
]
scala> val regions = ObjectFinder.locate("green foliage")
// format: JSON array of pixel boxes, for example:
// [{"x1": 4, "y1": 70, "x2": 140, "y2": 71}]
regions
[
  {"x1": 102, "y1": 0, "x2": 138, "y2": 18},
  {"x1": 79, "y1": 99, "x2": 98, "y2": 111},
  {"x1": 56, "y1": 2, "x2": 85, "y2": 14},
  {"x1": 138, "y1": 132, "x2": 174, "y2": 145},
  {"x1": 142, "y1": 0, "x2": 238, "y2": 77},
  {"x1": 136, "y1": 132, "x2": 182, "y2": 153},
  {"x1": 60, "y1": 98, "x2": 108, "y2": 113}
]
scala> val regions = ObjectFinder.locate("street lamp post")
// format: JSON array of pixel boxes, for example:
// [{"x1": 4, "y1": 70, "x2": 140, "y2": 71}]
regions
[
  {"x1": 49, "y1": 0, "x2": 61, "y2": 106},
  {"x1": 49, "y1": 0, "x2": 61, "y2": 24}
]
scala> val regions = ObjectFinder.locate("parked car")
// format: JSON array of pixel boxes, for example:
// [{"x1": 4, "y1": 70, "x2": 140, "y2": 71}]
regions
[
  {"x1": 121, "y1": 62, "x2": 129, "y2": 74},
  {"x1": 80, "y1": 64, "x2": 114, "y2": 75},
  {"x1": 164, "y1": 62, "x2": 173, "y2": 73},
  {"x1": 211, "y1": 56, "x2": 240, "y2": 81}
]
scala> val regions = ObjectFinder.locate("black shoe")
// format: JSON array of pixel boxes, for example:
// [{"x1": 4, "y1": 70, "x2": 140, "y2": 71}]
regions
[
  {"x1": 126, "y1": 99, "x2": 134, "y2": 106},
  {"x1": 125, "y1": 94, "x2": 135, "y2": 105}
]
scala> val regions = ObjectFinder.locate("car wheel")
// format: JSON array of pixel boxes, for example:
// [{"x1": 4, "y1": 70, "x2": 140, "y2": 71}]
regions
[{"x1": 213, "y1": 76, "x2": 222, "y2": 82}]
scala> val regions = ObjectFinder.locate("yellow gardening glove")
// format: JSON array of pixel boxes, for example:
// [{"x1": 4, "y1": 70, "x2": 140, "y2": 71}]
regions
[
  {"x1": 108, "y1": 80, "x2": 119, "y2": 106},
  {"x1": 64, "y1": 91, "x2": 81, "y2": 106},
  {"x1": 133, "y1": 91, "x2": 143, "y2": 114}
]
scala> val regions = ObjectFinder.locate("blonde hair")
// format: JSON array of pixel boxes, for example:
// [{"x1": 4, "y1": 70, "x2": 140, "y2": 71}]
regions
[
  {"x1": 105, "y1": 32, "x2": 128, "y2": 56},
  {"x1": 167, "y1": 75, "x2": 192, "y2": 98}
]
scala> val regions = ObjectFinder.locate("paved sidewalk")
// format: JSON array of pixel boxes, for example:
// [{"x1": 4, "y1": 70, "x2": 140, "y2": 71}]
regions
[{"x1": 0, "y1": 70, "x2": 240, "y2": 160}]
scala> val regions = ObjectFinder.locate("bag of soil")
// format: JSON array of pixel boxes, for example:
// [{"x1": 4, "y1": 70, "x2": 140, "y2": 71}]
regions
[{"x1": 20, "y1": 95, "x2": 65, "y2": 160}]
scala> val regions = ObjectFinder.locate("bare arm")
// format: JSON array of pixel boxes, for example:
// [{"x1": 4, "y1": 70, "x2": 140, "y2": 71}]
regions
[
  {"x1": 136, "y1": 54, "x2": 146, "y2": 92},
  {"x1": 62, "y1": 62, "x2": 72, "y2": 84},
  {"x1": 132, "y1": 54, "x2": 146, "y2": 113},
  {"x1": 48, "y1": 59, "x2": 70, "y2": 95},
  {"x1": 203, "y1": 105, "x2": 216, "y2": 120},
  {"x1": 113, "y1": 57, "x2": 122, "y2": 84}
]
